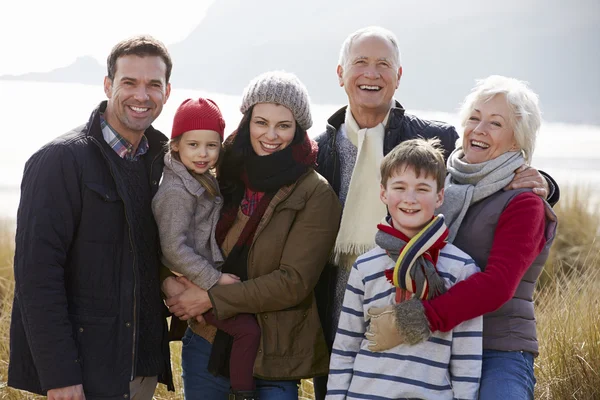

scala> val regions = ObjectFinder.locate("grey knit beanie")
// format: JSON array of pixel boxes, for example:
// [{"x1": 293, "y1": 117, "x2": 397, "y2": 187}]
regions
[{"x1": 240, "y1": 71, "x2": 313, "y2": 131}]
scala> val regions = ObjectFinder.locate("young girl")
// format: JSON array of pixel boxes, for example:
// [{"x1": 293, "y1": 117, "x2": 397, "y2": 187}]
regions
[{"x1": 152, "y1": 98, "x2": 261, "y2": 400}]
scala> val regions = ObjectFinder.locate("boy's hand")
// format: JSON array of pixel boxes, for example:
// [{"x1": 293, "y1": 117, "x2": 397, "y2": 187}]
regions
[
  {"x1": 217, "y1": 273, "x2": 241, "y2": 286},
  {"x1": 162, "y1": 276, "x2": 186, "y2": 298},
  {"x1": 505, "y1": 165, "x2": 549, "y2": 199}
]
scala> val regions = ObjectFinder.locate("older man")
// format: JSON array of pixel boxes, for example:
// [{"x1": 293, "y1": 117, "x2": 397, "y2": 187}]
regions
[
  {"x1": 9, "y1": 35, "x2": 174, "y2": 400},
  {"x1": 312, "y1": 26, "x2": 559, "y2": 399}
]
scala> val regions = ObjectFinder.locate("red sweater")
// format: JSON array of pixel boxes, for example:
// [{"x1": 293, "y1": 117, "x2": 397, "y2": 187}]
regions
[{"x1": 423, "y1": 192, "x2": 547, "y2": 332}]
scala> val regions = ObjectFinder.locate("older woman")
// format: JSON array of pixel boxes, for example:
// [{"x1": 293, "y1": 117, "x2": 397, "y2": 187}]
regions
[
  {"x1": 165, "y1": 71, "x2": 342, "y2": 400},
  {"x1": 366, "y1": 75, "x2": 557, "y2": 399}
]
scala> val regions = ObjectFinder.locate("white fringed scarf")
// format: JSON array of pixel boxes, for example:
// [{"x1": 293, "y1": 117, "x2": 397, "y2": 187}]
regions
[{"x1": 332, "y1": 108, "x2": 390, "y2": 269}]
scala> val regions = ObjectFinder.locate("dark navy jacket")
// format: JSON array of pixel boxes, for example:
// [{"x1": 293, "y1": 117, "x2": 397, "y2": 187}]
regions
[
  {"x1": 8, "y1": 101, "x2": 174, "y2": 399},
  {"x1": 315, "y1": 102, "x2": 459, "y2": 196}
]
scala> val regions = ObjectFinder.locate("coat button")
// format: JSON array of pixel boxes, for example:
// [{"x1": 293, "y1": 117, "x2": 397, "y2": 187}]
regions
[
  {"x1": 152, "y1": 180, "x2": 157, "y2": 185},
  {"x1": 123, "y1": 394, "x2": 129, "y2": 398},
  {"x1": 78, "y1": 327, "x2": 84, "y2": 333},
  {"x1": 125, "y1": 322, "x2": 132, "y2": 328},
  {"x1": 264, "y1": 315, "x2": 268, "y2": 319}
]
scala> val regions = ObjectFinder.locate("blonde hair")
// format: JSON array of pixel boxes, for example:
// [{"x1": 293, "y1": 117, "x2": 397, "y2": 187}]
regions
[
  {"x1": 459, "y1": 75, "x2": 541, "y2": 163},
  {"x1": 380, "y1": 138, "x2": 446, "y2": 191}
]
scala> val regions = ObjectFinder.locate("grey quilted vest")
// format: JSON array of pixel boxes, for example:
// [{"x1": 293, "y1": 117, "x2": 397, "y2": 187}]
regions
[{"x1": 452, "y1": 189, "x2": 557, "y2": 355}]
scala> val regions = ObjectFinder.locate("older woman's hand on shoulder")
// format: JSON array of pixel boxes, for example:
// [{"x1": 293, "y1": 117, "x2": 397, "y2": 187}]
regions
[
  {"x1": 366, "y1": 298, "x2": 432, "y2": 351},
  {"x1": 505, "y1": 164, "x2": 550, "y2": 198}
]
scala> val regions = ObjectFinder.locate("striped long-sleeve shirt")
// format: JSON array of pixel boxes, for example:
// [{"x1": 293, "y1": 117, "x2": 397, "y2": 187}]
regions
[{"x1": 327, "y1": 244, "x2": 482, "y2": 400}]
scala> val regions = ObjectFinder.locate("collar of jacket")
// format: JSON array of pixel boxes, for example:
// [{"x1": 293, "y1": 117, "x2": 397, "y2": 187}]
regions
[
  {"x1": 83, "y1": 100, "x2": 167, "y2": 161},
  {"x1": 251, "y1": 169, "x2": 309, "y2": 248},
  {"x1": 325, "y1": 100, "x2": 406, "y2": 133}
]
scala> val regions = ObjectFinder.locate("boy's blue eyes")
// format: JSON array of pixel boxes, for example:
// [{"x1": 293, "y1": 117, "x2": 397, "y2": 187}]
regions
[{"x1": 392, "y1": 187, "x2": 431, "y2": 192}]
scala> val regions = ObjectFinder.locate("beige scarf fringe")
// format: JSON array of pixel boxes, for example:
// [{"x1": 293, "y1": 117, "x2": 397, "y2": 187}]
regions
[{"x1": 332, "y1": 108, "x2": 389, "y2": 269}]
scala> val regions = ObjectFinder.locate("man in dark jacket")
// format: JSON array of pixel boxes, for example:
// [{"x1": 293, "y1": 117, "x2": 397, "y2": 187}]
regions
[
  {"x1": 9, "y1": 35, "x2": 174, "y2": 400},
  {"x1": 312, "y1": 26, "x2": 559, "y2": 399}
]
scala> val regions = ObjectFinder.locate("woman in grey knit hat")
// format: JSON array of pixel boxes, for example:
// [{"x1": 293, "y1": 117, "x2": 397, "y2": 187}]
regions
[{"x1": 164, "y1": 71, "x2": 342, "y2": 400}]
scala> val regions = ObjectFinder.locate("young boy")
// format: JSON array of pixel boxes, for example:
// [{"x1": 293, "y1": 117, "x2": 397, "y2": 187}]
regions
[{"x1": 326, "y1": 139, "x2": 482, "y2": 400}]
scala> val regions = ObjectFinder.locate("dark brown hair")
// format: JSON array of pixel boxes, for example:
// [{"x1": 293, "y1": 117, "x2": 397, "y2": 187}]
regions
[
  {"x1": 217, "y1": 105, "x2": 305, "y2": 208},
  {"x1": 106, "y1": 35, "x2": 172, "y2": 83}
]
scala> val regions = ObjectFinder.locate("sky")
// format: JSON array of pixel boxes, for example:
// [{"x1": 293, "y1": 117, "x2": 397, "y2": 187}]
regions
[
  {"x1": 4, "y1": 0, "x2": 598, "y2": 125},
  {"x1": 1, "y1": 0, "x2": 216, "y2": 75}
]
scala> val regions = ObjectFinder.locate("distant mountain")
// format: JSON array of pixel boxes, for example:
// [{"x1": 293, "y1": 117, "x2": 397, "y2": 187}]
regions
[
  {"x1": 168, "y1": 0, "x2": 600, "y2": 125},
  {"x1": 1, "y1": 56, "x2": 104, "y2": 85},
  {"x1": 3, "y1": 0, "x2": 599, "y2": 125}
]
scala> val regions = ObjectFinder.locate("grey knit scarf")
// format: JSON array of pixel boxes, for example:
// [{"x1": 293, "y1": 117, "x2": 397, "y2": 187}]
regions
[{"x1": 438, "y1": 147, "x2": 525, "y2": 242}]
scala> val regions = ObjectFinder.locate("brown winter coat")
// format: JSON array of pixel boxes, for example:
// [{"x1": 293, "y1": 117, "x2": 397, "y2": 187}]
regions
[{"x1": 208, "y1": 169, "x2": 342, "y2": 380}]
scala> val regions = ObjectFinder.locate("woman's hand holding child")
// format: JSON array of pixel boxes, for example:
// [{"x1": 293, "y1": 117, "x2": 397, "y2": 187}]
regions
[{"x1": 162, "y1": 276, "x2": 186, "y2": 298}]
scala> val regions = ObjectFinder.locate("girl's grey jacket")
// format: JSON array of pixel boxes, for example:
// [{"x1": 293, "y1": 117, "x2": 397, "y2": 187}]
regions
[{"x1": 152, "y1": 153, "x2": 224, "y2": 289}]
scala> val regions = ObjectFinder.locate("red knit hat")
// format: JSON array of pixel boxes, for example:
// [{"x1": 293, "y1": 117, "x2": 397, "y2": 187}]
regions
[{"x1": 171, "y1": 98, "x2": 226, "y2": 140}]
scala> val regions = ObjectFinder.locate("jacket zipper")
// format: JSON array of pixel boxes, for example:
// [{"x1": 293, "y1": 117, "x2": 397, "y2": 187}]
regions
[
  {"x1": 90, "y1": 136, "x2": 139, "y2": 380},
  {"x1": 129, "y1": 146, "x2": 162, "y2": 379},
  {"x1": 127, "y1": 211, "x2": 137, "y2": 381}
]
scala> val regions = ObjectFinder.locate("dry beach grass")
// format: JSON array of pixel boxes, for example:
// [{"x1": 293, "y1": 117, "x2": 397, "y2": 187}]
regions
[{"x1": 1, "y1": 187, "x2": 599, "y2": 399}]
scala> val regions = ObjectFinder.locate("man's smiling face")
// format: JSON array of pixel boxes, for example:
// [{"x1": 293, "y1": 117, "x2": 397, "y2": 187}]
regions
[
  {"x1": 337, "y1": 34, "x2": 402, "y2": 117},
  {"x1": 103, "y1": 54, "x2": 171, "y2": 138}
]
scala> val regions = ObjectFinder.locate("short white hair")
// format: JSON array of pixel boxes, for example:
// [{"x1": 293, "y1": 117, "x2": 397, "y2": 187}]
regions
[
  {"x1": 338, "y1": 26, "x2": 402, "y2": 69},
  {"x1": 459, "y1": 75, "x2": 541, "y2": 163}
]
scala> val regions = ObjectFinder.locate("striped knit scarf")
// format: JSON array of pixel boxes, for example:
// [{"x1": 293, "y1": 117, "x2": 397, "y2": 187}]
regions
[{"x1": 375, "y1": 215, "x2": 449, "y2": 301}]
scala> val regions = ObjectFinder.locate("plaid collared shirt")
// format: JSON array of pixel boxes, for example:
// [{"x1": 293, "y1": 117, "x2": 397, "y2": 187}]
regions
[
  {"x1": 240, "y1": 187, "x2": 265, "y2": 216},
  {"x1": 101, "y1": 115, "x2": 149, "y2": 161}
]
